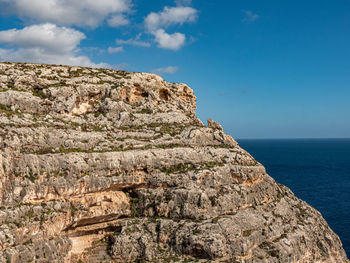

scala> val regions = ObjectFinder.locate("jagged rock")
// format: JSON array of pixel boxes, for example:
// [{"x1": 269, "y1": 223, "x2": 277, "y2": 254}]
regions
[
  {"x1": 0, "y1": 62, "x2": 348, "y2": 263},
  {"x1": 207, "y1": 118, "x2": 223, "y2": 131}
]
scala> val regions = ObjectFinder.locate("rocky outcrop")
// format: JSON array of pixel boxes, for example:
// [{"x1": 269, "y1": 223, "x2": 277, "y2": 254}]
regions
[{"x1": 0, "y1": 62, "x2": 348, "y2": 263}]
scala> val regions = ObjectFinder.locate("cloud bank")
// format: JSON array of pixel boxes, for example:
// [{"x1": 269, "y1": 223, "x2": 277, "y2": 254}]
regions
[
  {"x1": 0, "y1": 24, "x2": 109, "y2": 68},
  {"x1": 0, "y1": 0, "x2": 132, "y2": 27},
  {"x1": 0, "y1": 0, "x2": 199, "y2": 67}
]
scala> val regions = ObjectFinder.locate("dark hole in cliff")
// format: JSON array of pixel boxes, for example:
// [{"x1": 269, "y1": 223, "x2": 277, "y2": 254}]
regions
[
  {"x1": 106, "y1": 234, "x2": 115, "y2": 256},
  {"x1": 190, "y1": 246, "x2": 211, "y2": 259},
  {"x1": 123, "y1": 187, "x2": 142, "y2": 217},
  {"x1": 33, "y1": 86, "x2": 48, "y2": 99},
  {"x1": 106, "y1": 225, "x2": 122, "y2": 233},
  {"x1": 69, "y1": 225, "x2": 122, "y2": 237},
  {"x1": 156, "y1": 222, "x2": 161, "y2": 243},
  {"x1": 268, "y1": 250, "x2": 279, "y2": 258},
  {"x1": 159, "y1": 88, "x2": 171, "y2": 101},
  {"x1": 134, "y1": 83, "x2": 149, "y2": 98},
  {"x1": 209, "y1": 196, "x2": 217, "y2": 206},
  {"x1": 124, "y1": 187, "x2": 139, "y2": 199}
]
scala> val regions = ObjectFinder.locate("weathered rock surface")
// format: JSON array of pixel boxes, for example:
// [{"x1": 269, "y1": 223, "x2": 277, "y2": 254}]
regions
[{"x1": 0, "y1": 62, "x2": 348, "y2": 263}]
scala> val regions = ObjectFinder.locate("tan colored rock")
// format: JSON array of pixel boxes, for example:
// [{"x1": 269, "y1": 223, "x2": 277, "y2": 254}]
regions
[
  {"x1": 0, "y1": 62, "x2": 348, "y2": 263},
  {"x1": 207, "y1": 118, "x2": 223, "y2": 131}
]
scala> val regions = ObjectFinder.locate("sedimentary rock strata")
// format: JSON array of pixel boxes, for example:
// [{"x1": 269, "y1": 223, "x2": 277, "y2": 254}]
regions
[{"x1": 0, "y1": 62, "x2": 348, "y2": 262}]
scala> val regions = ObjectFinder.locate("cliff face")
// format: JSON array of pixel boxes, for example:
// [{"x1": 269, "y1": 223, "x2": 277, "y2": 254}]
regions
[{"x1": 0, "y1": 62, "x2": 348, "y2": 263}]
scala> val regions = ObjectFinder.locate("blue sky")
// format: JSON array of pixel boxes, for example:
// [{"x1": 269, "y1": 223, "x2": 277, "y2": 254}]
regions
[{"x1": 0, "y1": 0, "x2": 349, "y2": 138}]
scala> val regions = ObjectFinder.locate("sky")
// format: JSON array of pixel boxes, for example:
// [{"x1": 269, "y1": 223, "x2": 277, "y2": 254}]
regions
[{"x1": 0, "y1": 0, "x2": 349, "y2": 139}]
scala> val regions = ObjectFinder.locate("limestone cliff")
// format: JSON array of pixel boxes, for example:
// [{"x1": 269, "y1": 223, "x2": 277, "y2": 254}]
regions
[{"x1": 0, "y1": 62, "x2": 348, "y2": 263}]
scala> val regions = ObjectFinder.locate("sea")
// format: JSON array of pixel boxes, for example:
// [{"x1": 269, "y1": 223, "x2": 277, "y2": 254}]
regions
[{"x1": 237, "y1": 138, "x2": 350, "y2": 257}]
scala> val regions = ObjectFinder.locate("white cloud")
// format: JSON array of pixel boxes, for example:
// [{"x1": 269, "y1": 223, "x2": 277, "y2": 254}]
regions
[
  {"x1": 108, "y1": 46, "x2": 124, "y2": 53},
  {"x1": 0, "y1": 23, "x2": 85, "y2": 53},
  {"x1": 108, "y1": 14, "x2": 129, "y2": 27},
  {"x1": 145, "y1": 6, "x2": 198, "y2": 31},
  {"x1": 0, "y1": 0, "x2": 132, "y2": 27},
  {"x1": 152, "y1": 66, "x2": 179, "y2": 75},
  {"x1": 153, "y1": 29, "x2": 185, "y2": 50},
  {"x1": 144, "y1": 5, "x2": 198, "y2": 51},
  {"x1": 243, "y1": 11, "x2": 260, "y2": 23},
  {"x1": 116, "y1": 34, "x2": 151, "y2": 47},
  {"x1": 0, "y1": 24, "x2": 110, "y2": 68}
]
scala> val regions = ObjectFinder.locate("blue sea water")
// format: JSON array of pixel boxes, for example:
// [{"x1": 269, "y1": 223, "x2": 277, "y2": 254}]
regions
[{"x1": 237, "y1": 139, "x2": 350, "y2": 257}]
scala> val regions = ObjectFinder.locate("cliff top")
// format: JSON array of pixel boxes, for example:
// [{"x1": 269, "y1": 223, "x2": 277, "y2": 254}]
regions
[{"x1": 0, "y1": 62, "x2": 196, "y2": 117}]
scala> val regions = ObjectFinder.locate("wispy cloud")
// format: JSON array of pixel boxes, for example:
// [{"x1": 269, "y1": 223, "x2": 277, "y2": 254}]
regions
[
  {"x1": 243, "y1": 10, "x2": 260, "y2": 23},
  {"x1": 116, "y1": 34, "x2": 151, "y2": 47},
  {"x1": 108, "y1": 46, "x2": 124, "y2": 53},
  {"x1": 152, "y1": 66, "x2": 179, "y2": 75},
  {"x1": 108, "y1": 14, "x2": 130, "y2": 27}
]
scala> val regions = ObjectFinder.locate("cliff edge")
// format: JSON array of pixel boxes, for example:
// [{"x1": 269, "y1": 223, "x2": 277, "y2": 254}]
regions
[{"x1": 0, "y1": 62, "x2": 348, "y2": 263}]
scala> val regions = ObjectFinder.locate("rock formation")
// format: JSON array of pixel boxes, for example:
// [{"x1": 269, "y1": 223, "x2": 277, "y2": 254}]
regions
[{"x1": 0, "y1": 62, "x2": 348, "y2": 263}]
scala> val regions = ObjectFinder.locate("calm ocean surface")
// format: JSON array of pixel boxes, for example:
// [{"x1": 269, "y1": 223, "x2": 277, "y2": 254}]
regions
[{"x1": 237, "y1": 139, "x2": 350, "y2": 257}]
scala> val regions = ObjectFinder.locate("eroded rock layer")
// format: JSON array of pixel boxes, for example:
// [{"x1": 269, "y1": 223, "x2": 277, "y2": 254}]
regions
[{"x1": 0, "y1": 62, "x2": 348, "y2": 263}]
